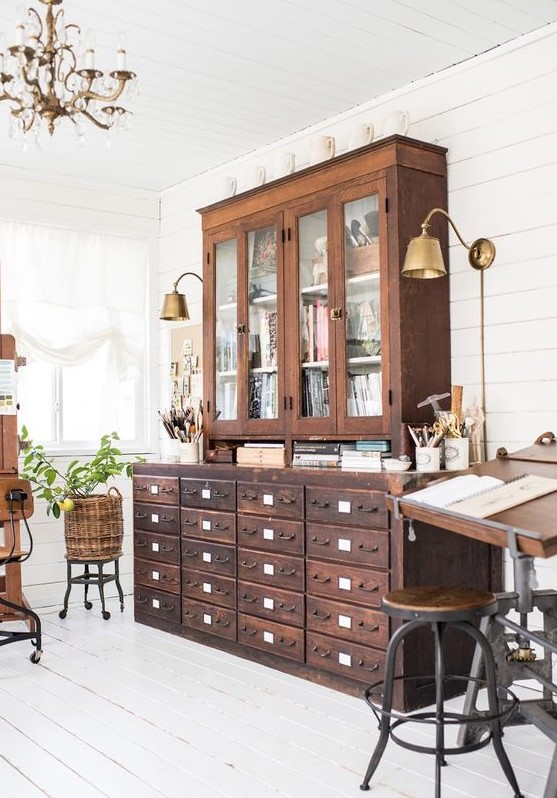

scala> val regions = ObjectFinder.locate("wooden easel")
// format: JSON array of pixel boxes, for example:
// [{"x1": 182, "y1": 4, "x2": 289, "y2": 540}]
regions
[{"x1": 0, "y1": 333, "x2": 35, "y2": 629}]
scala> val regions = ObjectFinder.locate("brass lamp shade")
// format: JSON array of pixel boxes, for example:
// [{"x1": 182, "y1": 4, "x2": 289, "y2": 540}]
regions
[
  {"x1": 160, "y1": 291, "x2": 190, "y2": 321},
  {"x1": 402, "y1": 232, "x2": 446, "y2": 279}
]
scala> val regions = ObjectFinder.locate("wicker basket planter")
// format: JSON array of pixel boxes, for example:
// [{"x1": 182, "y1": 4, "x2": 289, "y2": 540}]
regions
[{"x1": 63, "y1": 487, "x2": 123, "y2": 559}]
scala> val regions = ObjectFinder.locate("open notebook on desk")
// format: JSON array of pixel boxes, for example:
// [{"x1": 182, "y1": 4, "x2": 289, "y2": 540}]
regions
[{"x1": 406, "y1": 473, "x2": 557, "y2": 519}]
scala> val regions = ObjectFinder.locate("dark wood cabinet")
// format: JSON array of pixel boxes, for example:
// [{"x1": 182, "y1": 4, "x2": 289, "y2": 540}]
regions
[
  {"x1": 133, "y1": 463, "x2": 502, "y2": 707},
  {"x1": 199, "y1": 135, "x2": 451, "y2": 456}
]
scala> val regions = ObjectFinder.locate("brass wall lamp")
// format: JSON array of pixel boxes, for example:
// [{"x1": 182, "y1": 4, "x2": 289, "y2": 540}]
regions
[
  {"x1": 160, "y1": 272, "x2": 203, "y2": 321},
  {"x1": 402, "y1": 207, "x2": 496, "y2": 278},
  {"x1": 402, "y1": 206, "x2": 496, "y2": 462}
]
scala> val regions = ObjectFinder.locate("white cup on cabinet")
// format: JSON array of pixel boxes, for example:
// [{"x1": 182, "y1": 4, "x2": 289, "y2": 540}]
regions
[
  {"x1": 274, "y1": 151, "x2": 296, "y2": 178},
  {"x1": 223, "y1": 176, "x2": 237, "y2": 197},
  {"x1": 348, "y1": 123, "x2": 374, "y2": 150},
  {"x1": 309, "y1": 135, "x2": 335, "y2": 165},
  {"x1": 248, "y1": 165, "x2": 266, "y2": 188},
  {"x1": 382, "y1": 109, "x2": 409, "y2": 136}
]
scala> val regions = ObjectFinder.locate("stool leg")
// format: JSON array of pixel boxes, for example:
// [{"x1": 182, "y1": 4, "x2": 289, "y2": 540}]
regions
[
  {"x1": 97, "y1": 563, "x2": 110, "y2": 619},
  {"x1": 456, "y1": 621, "x2": 524, "y2": 798},
  {"x1": 59, "y1": 560, "x2": 72, "y2": 618},
  {"x1": 360, "y1": 620, "x2": 420, "y2": 791},
  {"x1": 114, "y1": 559, "x2": 124, "y2": 612},
  {"x1": 432, "y1": 622, "x2": 448, "y2": 798}
]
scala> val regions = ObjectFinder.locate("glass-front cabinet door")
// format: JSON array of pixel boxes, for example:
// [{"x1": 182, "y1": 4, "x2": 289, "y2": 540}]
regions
[
  {"x1": 213, "y1": 236, "x2": 239, "y2": 427},
  {"x1": 336, "y1": 181, "x2": 389, "y2": 433}
]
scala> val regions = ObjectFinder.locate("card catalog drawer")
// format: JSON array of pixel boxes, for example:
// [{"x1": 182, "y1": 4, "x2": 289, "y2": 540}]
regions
[
  {"x1": 180, "y1": 478, "x2": 235, "y2": 511},
  {"x1": 237, "y1": 515, "x2": 303, "y2": 554},
  {"x1": 133, "y1": 502, "x2": 180, "y2": 535},
  {"x1": 182, "y1": 567, "x2": 236, "y2": 609},
  {"x1": 306, "y1": 595, "x2": 388, "y2": 648},
  {"x1": 181, "y1": 538, "x2": 236, "y2": 577},
  {"x1": 133, "y1": 476, "x2": 179, "y2": 505},
  {"x1": 134, "y1": 585, "x2": 181, "y2": 623},
  {"x1": 305, "y1": 487, "x2": 387, "y2": 528},
  {"x1": 237, "y1": 482, "x2": 303, "y2": 519},
  {"x1": 238, "y1": 613, "x2": 304, "y2": 662},
  {"x1": 238, "y1": 548, "x2": 304, "y2": 592},
  {"x1": 134, "y1": 530, "x2": 180, "y2": 565},
  {"x1": 305, "y1": 523, "x2": 388, "y2": 567},
  {"x1": 182, "y1": 597, "x2": 237, "y2": 641},
  {"x1": 237, "y1": 580, "x2": 304, "y2": 627},
  {"x1": 134, "y1": 558, "x2": 180, "y2": 594},
  {"x1": 306, "y1": 631, "x2": 385, "y2": 683},
  {"x1": 306, "y1": 559, "x2": 388, "y2": 607},
  {"x1": 180, "y1": 508, "x2": 236, "y2": 544}
]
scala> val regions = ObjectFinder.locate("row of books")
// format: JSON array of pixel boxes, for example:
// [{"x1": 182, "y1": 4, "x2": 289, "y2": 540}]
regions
[
  {"x1": 347, "y1": 371, "x2": 382, "y2": 416},
  {"x1": 301, "y1": 368, "x2": 330, "y2": 417},
  {"x1": 292, "y1": 440, "x2": 391, "y2": 469},
  {"x1": 300, "y1": 300, "x2": 329, "y2": 364},
  {"x1": 249, "y1": 372, "x2": 278, "y2": 419},
  {"x1": 249, "y1": 310, "x2": 277, "y2": 369}
]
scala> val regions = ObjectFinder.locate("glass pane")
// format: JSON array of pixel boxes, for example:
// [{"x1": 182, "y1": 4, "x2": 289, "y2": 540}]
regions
[
  {"x1": 215, "y1": 238, "x2": 238, "y2": 420},
  {"x1": 247, "y1": 225, "x2": 278, "y2": 419},
  {"x1": 344, "y1": 194, "x2": 382, "y2": 417},
  {"x1": 298, "y1": 210, "x2": 329, "y2": 418}
]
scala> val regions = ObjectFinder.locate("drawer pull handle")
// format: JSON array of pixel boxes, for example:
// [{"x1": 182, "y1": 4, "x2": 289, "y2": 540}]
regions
[
  {"x1": 359, "y1": 621, "x2": 379, "y2": 632},
  {"x1": 359, "y1": 544, "x2": 379, "y2": 553},
  {"x1": 358, "y1": 582, "x2": 379, "y2": 593},
  {"x1": 212, "y1": 490, "x2": 229, "y2": 498},
  {"x1": 310, "y1": 499, "x2": 330, "y2": 508},
  {"x1": 135, "y1": 512, "x2": 148, "y2": 519},
  {"x1": 240, "y1": 593, "x2": 257, "y2": 603},
  {"x1": 160, "y1": 573, "x2": 175, "y2": 581},
  {"x1": 182, "y1": 488, "x2": 198, "y2": 495},
  {"x1": 182, "y1": 549, "x2": 198, "y2": 558},
  {"x1": 214, "y1": 555, "x2": 231, "y2": 564},
  {"x1": 135, "y1": 540, "x2": 147, "y2": 547},
  {"x1": 160, "y1": 515, "x2": 176, "y2": 523},
  {"x1": 277, "y1": 495, "x2": 296, "y2": 505},
  {"x1": 216, "y1": 618, "x2": 230, "y2": 627},
  {"x1": 241, "y1": 527, "x2": 257, "y2": 535},
  {"x1": 278, "y1": 532, "x2": 296, "y2": 541},
  {"x1": 357, "y1": 504, "x2": 378, "y2": 514},
  {"x1": 182, "y1": 518, "x2": 197, "y2": 527},
  {"x1": 357, "y1": 661, "x2": 379, "y2": 673},
  {"x1": 183, "y1": 579, "x2": 199, "y2": 587},
  {"x1": 160, "y1": 487, "x2": 175, "y2": 494},
  {"x1": 278, "y1": 602, "x2": 297, "y2": 612},
  {"x1": 312, "y1": 610, "x2": 331, "y2": 620},
  {"x1": 183, "y1": 610, "x2": 197, "y2": 618},
  {"x1": 311, "y1": 536, "x2": 330, "y2": 546},
  {"x1": 312, "y1": 574, "x2": 331, "y2": 584},
  {"x1": 214, "y1": 523, "x2": 230, "y2": 531},
  {"x1": 138, "y1": 568, "x2": 148, "y2": 576},
  {"x1": 160, "y1": 544, "x2": 176, "y2": 553},
  {"x1": 240, "y1": 491, "x2": 257, "y2": 501},
  {"x1": 136, "y1": 595, "x2": 148, "y2": 605},
  {"x1": 278, "y1": 637, "x2": 296, "y2": 647},
  {"x1": 241, "y1": 560, "x2": 257, "y2": 569},
  {"x1": 278, "y1": 567, "x2": 296, "y2": 576},
  {"x1": 135, "y1": 485, "x2": 149, "y2": 492},
  {"x1": 241, "y1": 625, "x2": 257, "y2": 636},
  {"x1": 162, "y1": 604, "x2": 176, "y2": 613},
  {"x1": 215, "y1": 587, "x2": 230, "y2": 596},
  {"x1": 312, "y1": 645, "x2": 331, "y2": 658}
]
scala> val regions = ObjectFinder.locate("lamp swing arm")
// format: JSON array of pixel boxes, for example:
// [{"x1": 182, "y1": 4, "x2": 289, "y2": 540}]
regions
[
  {"x1": 173, "y1": 271, "x2": 203, "y2": 293},
  {"x1": 421, "y1": 207, "x2": 496, "y2": 271}
]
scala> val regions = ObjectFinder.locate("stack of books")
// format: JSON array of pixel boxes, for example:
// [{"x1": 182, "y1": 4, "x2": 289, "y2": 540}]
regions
[
  {"x1": 236, "y1": 443, "x2": 286, "y2": 466},
  {"x1": 292, "y1": 441, "x2": 341, "y2": 468},
  {"x1": 340, "y1": 440, "x2": 391, "y2": 471}
]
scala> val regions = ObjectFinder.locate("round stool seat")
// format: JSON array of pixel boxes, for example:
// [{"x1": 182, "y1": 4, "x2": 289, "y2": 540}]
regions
[{"x1": 382, "y1": 586, "x2": 498, "y2": 622}]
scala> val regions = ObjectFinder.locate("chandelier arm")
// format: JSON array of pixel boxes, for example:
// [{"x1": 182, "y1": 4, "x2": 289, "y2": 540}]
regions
[
  {"x1": 28, "y1": 7, "x2": 44, "y2": 39},
  {"x1": 69, "y1": 106, "x2": 110, "y2": 131},
  {"x1": 70, "y1": 78, "x2": 129, "y2": 107},
  {"x1": 423, "y1": 207, "x2": 471, "y2": 251}
]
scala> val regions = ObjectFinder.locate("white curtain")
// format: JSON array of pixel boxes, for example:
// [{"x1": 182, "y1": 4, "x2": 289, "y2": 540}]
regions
[{"x1": 0, "y1": 220, "x2": 149, "y2": 377}]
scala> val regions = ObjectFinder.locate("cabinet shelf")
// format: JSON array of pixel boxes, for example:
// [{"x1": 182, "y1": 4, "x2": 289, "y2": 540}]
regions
[
  {"x1": 347, "y1": 356, "x2": 381, "y2": 366},
  {"x1": 250, "y1": 366, "x2": 278, "y2": 374},
  {"x1": 216, "y1": 370, "x2": 237, "y2": 378},
  {"x1": 250, "y1": 293, "x2": 277, "y2": 305},
  {"x1": 218, "y1": 302, "x2": 237, "y2": 312},
  {"x1": 302, "y1": 360, "x2": 329, "y2": 369}
]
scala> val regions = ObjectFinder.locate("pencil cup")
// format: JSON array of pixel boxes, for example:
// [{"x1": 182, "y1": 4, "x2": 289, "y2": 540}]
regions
[
  {"x1": 179, "y1": 441, "x2": 199, "y2": 463},
  {"x1": 444, "y1": 437, "x2": 469, "y2": 471},
  {"x1": 415, "y1": 446, "x2": 440, "y2": 473},
  {"x1": 161, "y1": 438, "x2": 180, "y2": 463}
]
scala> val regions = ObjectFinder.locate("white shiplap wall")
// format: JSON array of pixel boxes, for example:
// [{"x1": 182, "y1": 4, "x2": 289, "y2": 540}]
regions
[
  {"x1": 0, "y1": 173, "x2": 160, "y2": 608},
  {"x1": 159, "y1": 24, "x2": 557, "y2": 589}
]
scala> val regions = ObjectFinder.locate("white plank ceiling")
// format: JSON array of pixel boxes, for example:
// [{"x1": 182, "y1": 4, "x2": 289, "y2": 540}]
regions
[{"x1": 0, "y1": 0, "x2": 556, "y2": 191}]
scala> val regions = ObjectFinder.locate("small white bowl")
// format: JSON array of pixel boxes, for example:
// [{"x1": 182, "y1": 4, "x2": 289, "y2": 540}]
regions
[{"x1": 382, "y1": 458, "x2": 412, "y2": 472}]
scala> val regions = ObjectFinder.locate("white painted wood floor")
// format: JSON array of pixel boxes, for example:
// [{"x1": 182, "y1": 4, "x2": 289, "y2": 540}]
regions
[{"x1": 0, "y1": 595, "x2": 552, "y2": 798}]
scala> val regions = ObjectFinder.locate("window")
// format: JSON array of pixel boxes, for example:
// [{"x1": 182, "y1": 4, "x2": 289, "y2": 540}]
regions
[{"x1": 0, "y1": 220, "x2": 150, "y2": 452}]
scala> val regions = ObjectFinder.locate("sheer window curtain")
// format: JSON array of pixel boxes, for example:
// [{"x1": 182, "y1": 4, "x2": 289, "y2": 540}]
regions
[{"x1": 0, "y1": 220, "x2": 149, "y2": 436}]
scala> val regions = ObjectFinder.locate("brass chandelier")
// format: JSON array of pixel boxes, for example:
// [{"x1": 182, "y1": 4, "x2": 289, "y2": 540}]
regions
[{"x1": 0, "y1": 0, "x2": 136, "y2": 137}]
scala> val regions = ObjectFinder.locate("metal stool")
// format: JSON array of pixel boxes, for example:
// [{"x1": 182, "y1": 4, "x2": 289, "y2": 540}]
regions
[
  {"x1": 59, "y1": 556, "x2": 124, "y2": 620},
  {"x1": 360, "y1": 586, "x2": 523, "y2": 797}
]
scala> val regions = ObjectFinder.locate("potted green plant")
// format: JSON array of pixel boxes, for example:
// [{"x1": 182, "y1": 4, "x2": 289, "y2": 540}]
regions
[{"x1": 20, "y1": 428, "x2": 144, "y2": 559}]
